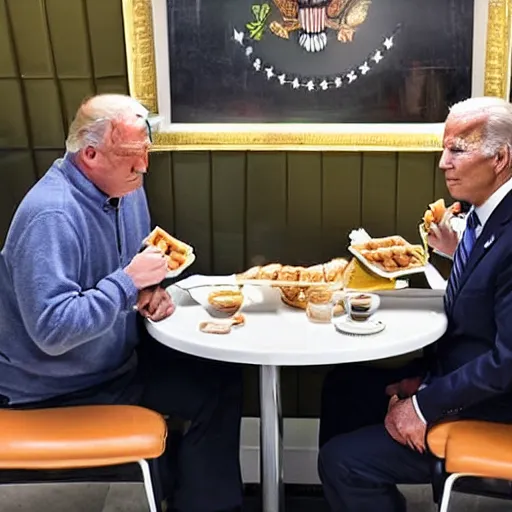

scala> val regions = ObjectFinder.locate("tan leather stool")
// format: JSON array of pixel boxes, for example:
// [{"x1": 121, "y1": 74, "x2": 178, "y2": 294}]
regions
[
  {"x1": 428, "y1": 420, "x2": 512, "y2": 512},
  {"x1": 0, "y1": 405, "x2": 167, "y2": 512}
]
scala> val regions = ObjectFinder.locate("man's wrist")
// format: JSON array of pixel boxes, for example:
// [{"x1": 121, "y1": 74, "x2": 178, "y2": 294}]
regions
[
  {"x1": 411, "y1": 394, "x2": 427, "y2": 424},
  {"x1": 432, "y1": 248, "x2": 454, "y2": 260}
]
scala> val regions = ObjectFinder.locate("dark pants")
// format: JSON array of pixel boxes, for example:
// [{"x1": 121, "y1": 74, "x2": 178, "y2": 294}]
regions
[
  {"x1": 318, "y1": 362, "x2": 433, "y2": 512},
  {"x1": 10, "y1": 330, "x2": 244, "y2": 512}
]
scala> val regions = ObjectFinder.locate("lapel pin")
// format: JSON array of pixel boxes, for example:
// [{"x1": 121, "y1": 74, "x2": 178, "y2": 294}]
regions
[{"x1": 484, "y1": 235, "x2": 495, "y2": 249}]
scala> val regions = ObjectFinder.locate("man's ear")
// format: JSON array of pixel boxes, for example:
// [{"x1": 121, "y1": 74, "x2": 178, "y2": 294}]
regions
[
  {"x1": 83, "y1": 146, "x2": 96, "y2": 161},
  {"x1": 495, "y1": 145, "x2": 511, "y2": 174}
]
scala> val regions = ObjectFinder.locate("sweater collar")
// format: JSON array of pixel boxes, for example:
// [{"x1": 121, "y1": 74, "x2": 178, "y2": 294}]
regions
[{"x1": 58, "y1": 153, "x2": 121, "y2": 209}]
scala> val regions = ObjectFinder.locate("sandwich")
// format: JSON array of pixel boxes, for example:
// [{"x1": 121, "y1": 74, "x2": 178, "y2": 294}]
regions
[
  {"x1": 144, "y1": 226, "x2": 191, "y2": 271},
  {"x1": 422, "y1": 199, "x2": 461, "y2": 233},
  {"x1": 207, "y1": 289, "x2": 244, "y2": 316}
]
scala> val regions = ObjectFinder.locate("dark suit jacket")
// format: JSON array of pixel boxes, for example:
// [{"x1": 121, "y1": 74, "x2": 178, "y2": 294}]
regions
[{"x1": 416, "y1": 189, "x2": 512, "y2": 424}]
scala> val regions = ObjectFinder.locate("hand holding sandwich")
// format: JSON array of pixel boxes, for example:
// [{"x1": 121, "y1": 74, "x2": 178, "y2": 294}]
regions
[
  {"x1": 423, "y1": 199, "x2": 461, "y2": 258},
  {"x1": 125, "y1": 246, "x2": 168, "y2": 289}
]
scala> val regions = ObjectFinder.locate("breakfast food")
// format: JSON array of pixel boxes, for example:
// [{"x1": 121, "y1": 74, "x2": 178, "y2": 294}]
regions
[
  {"x1": 236, "y1": 258, "x2": 349, "y2": 309},
  {"x1": 231, "y1": 313, "x2": 246, "y2": 326},
  {"x1": 198, "y1": 313, "x2": 246, "y2": 335},
  {"x1": 144, "y1": 226, "x2": 192, "y2": 271},
  {"x1": 207, "y1": 289, "x2": 244, "y2": 316},
  {"x1": 351, "y1": 236, "x2": 426, "y2": 272},
  {"x1": 236, "y1": 259, "x2": 349, "y2": 285},
  {"x1": 422, "y1": 199, "x2": 461, "y2": 233},
  {"x1": 199, "y1": 322, "x2": 232, "y2": 335}
]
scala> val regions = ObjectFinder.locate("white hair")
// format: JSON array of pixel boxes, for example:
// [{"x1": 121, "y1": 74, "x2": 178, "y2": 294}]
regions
[
  {"x1": 449, "y1": 96, "x2": 512, "y2": 157},
  {"x1": 65, "y1": 94, "x2": 149, "y2": 153}
]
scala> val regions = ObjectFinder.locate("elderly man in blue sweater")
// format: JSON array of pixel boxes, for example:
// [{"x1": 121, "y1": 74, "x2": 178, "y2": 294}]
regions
[{"x1": 0, "y1": 94, "x2": 243, "y2": 512}]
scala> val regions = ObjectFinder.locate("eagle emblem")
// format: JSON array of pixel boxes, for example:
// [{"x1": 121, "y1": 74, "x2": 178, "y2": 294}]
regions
[{"x1": 267, "y1": 0, "x2": 372, "y2": 52}]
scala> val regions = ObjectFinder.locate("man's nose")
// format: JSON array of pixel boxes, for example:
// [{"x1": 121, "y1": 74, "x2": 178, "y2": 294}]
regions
[
  {"x1": 439, "y1": 149, "x2": 451, "y2": 170},
  {"x1": 137, "y1": 152, "x2": 149, "y2": 172}
]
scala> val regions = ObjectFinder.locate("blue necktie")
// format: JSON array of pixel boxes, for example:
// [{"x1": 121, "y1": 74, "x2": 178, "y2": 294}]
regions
[{"x1": 444, "y1": 210, "x2": 480, "y2": 313}]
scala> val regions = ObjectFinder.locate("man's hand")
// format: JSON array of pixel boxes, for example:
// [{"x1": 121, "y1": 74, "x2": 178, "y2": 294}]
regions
[
  {"x1": 136, "y1": 287, "x2": 175, "y2": 321},
  {"x1": 384, "y1": 396, "x2": 427, "y2": 453},
  {"x1": 124, "y1": 247, "x2": 168, "y2": 290},
  {"x1": 427, "y1": 211, "x2": 460, "y2": 258},
  {"x1": 385, "y1": 376, "x2": 423, "y2": 399}
]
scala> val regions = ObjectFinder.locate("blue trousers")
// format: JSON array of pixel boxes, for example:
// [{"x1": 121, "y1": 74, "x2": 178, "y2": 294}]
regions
[
  {"x1": 7, "y1": 330, "x2": 244, "y2": 512},
  {"x1": 318, "y1": 363, "x2": 433, "y2": 512}
]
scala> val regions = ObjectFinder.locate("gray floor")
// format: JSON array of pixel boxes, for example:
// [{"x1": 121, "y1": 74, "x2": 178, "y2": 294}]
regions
[{"x1": 0, "y1": 483, "x2": 509, "y2": 511}]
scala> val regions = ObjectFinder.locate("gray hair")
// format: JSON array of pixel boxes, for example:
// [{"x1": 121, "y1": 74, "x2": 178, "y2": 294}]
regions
[
  {"x1": 449, "y1": 96, "x2": 512, "y2": 157},
  {"x1": 65, "y1": 94, "x2": 149, "y2": 153}
]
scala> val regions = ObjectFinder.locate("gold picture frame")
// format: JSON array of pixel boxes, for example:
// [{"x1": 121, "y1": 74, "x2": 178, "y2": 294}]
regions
[{"x1": 123, "y1": 0, "x2": 512, "y2": 151}]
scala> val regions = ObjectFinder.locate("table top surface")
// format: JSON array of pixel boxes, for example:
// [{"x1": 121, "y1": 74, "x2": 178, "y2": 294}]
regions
[{"x1": 145, "y1": 284, "x2": 448, "y2": 366}]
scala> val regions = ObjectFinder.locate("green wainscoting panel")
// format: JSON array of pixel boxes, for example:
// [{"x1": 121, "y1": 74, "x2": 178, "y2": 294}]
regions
[
  {"x1": 0, "y1": 151, "x2": 36, "y2": 245},
  {"x1": 96, "y1": 76, "x2": 129, "y2": 95},
  {"x1": 246, "y1": 152, "x2": 287, "y2": 266},
  {"x1": 85, "y1": 0, "x2": 127, "y2": 78},
  {"x1": 145, "y1": 152, "x2": 174, "y2": 234},
  {"x1": 0, "y1": 79, "x2": 29, "y2": 148},
  {"x1": 286, "y1": 152, "x2": 323, "y2": 265},
  {"x1": 61, "y1": 79, "x2": 95, "y2": 125},
  {"x1": 211, "y1": 152, "x2": 246, "y2": 275},
  {"x1": 24, "y1": 79, "x2": 65, "y2": 148},
  {"x1": 45, "y1": 0, "x2": 91, "y2": 78},
  {"x1": 396, "y1": 153, "x2": 437, "y2": 243},
  {"x1": 34, "y1": 149, "x2": 62, "y2": 179},
  {"x1": 6, "y1": 0, "x2": 53, "y2": 78},
  {"x1": 0, "y1": 0, "x2": 15, "y2": 78},
  {"x1": 361, "y1": 153, "x2": 398, "y2": 237},
  {"x1": 321, "y1": 152, "x2": 362, "y2": 260},
  {"x1": 434, "y1": 155, "x2": 452, "y2": 202},
  {"x1": 172, "y1": 152, "x2": 212, "y2": 274}
]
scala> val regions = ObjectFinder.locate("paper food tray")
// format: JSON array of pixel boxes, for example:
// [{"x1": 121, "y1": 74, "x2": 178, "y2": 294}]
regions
[
  {"x1": 174, "y1": 274, "x2": 238, "y2": 289},
  {"x1": 348, "y1": 228, "x2": 428, "y2": 280},
  {"x1": 166, "y1": 252, "x2": 196, "y2": 278}
]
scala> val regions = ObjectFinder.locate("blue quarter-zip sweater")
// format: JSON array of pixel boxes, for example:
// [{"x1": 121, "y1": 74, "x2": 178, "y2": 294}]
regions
[{"x1": 0, "y1": 154, "x2": 150, "y2": 404}]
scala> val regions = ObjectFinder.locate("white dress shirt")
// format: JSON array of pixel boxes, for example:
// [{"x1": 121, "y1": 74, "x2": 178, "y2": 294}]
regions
[{"x1": 412, "y1": 177, "x2": 512, "y2": 424}]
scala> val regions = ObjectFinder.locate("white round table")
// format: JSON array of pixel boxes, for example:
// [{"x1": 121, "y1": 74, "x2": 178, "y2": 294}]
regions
[{"x1": 146, "y1": 285, "x2": 448, "y2": 512}]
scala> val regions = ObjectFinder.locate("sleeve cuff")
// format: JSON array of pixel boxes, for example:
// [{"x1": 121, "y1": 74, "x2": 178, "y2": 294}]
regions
[
  {"x1": 105, "y1": 268, "x2": 139, "y2": 310},
  {"x1": 433, "y1": 249, "x2": 454, "y2": 260},
  {"x1": 412, "y1": 394, "x2": 427, "y2": 424}
]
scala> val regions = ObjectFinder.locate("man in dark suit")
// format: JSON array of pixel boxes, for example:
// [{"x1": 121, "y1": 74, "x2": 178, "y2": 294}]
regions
[{"x1": 318, "y1": 96, "x2": 512, "y2": 511}]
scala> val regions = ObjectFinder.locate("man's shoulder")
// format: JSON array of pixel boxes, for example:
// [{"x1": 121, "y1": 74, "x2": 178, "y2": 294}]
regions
[
  {"x1": 18, "y1": 167, "x2": 72, "y2": 217},
  {"x1": 7, "y1": 165, "x2": 80, "y2": 240}
]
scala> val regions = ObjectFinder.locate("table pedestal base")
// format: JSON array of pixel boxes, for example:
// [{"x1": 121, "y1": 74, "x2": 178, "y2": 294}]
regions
[{"x1": 259, "y1": 365, "x2": 284, "y2": 512}]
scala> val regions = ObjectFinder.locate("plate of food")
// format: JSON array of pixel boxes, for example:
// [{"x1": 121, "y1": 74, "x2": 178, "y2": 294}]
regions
[
  {"x1": 143, "y1": 226, "x2": 196, "y2": 278},
  {"x1": 348, "y1": 231, "x2": 428, "y2": 280}
]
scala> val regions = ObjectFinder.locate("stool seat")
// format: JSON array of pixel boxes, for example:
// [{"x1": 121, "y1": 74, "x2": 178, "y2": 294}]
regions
[
  {"x1": 443, "y1": 421, "x2": 512, "y2": 480},
  {"x1": 0, "y1": 405, "x2": 167, "y2": 469},
  {"x1": 428, "y1": 421, "x2": 461, "y2": 459}
]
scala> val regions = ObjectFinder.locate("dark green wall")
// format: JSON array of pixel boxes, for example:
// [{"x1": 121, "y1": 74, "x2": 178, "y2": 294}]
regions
[{"x1": 0, "y1": 0, "x2": 451, "y2": 417}]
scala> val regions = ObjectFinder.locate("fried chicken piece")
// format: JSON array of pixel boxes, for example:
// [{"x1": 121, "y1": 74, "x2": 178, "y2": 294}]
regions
[
  {"x1": 323, "y1": 258, "x2": 349, "y2": 282},
  {"x1": 259, "y1": 263, "x2": 282, "y2": 280},
  {"x1": 237, "y1": 265, "x2": 262, "y2": 281}
]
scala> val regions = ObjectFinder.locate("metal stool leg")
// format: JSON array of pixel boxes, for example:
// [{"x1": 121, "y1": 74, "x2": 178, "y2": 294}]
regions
[
  {"x1": 139, "y1": 459, "x2": 164, "y2": 512},
  {"x1": 439, "y1": 473, "x2": 466, "y2": 512},
  {"x1": 431, "y1": 457, "x2": 447, "y2": 505}
]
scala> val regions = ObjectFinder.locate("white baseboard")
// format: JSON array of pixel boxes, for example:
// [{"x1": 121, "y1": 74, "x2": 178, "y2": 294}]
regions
[{"x1": 240, "y1": 417, "x2": 320, "y2": 485}]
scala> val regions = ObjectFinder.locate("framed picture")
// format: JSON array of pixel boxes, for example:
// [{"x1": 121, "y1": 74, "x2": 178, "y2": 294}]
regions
[{"x1": 122, "y1": 0, "x2": 512, "y2": 151}]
